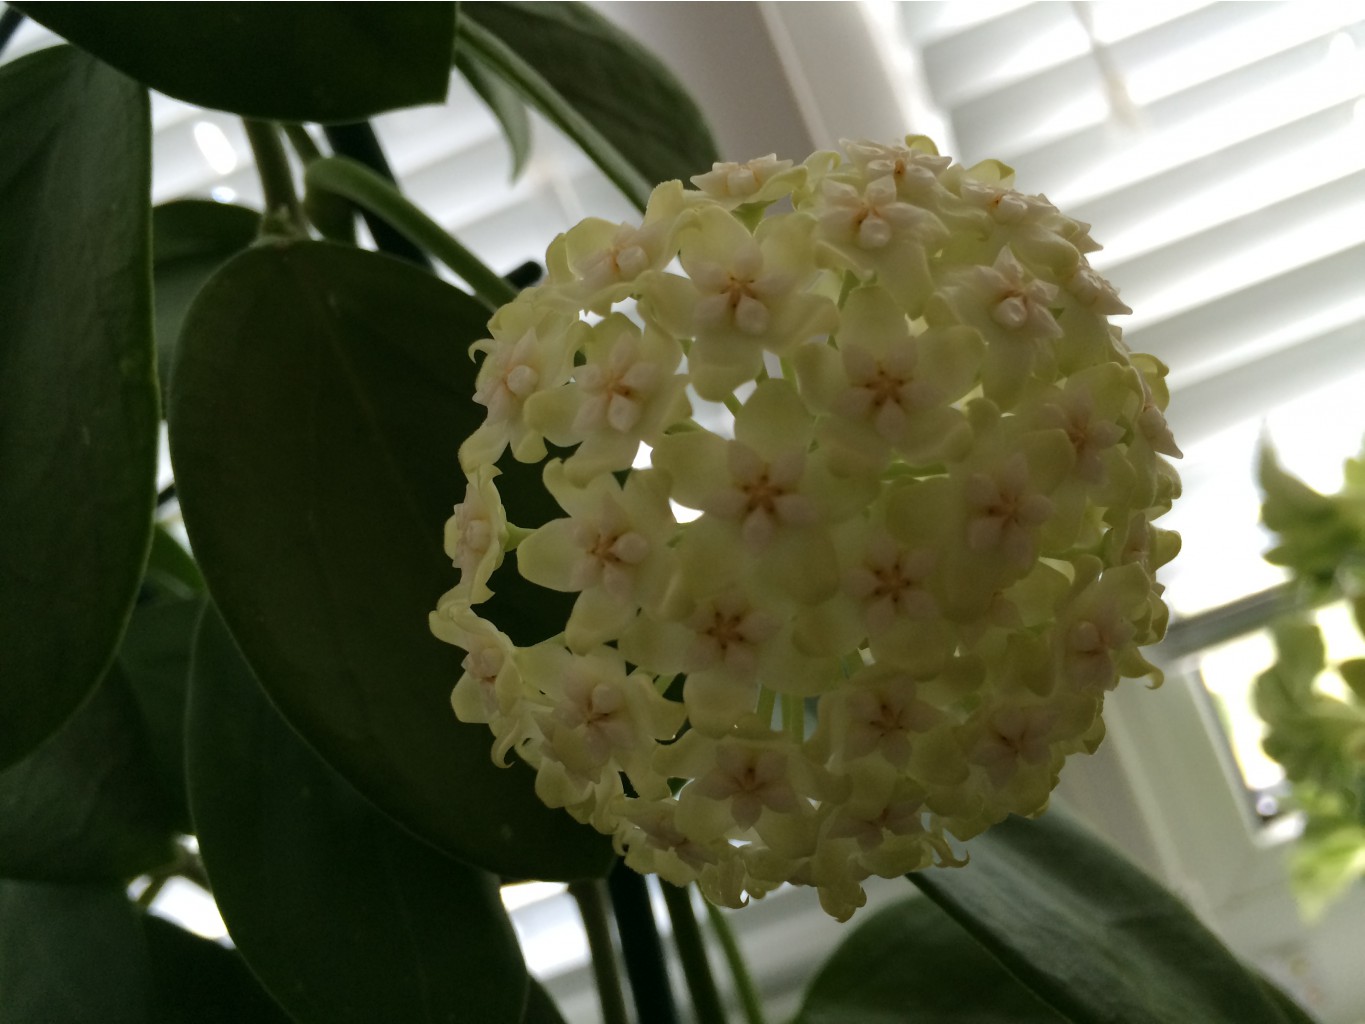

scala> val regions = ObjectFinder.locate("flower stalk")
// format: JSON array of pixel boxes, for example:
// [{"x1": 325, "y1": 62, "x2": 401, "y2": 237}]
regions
[
  {"x1": 608, "y1": 864, "x2": 679, "y2": 1024},
  {"x1": 705, "y1": 899, "x2": 766, "y2": 1024},
  {"x1": 243, "y1": 119, "x2": 307, "y2": 238},
  {"x1": 569, "y1": 880, "x2": 631, "y2": 1024},
  {"x1": 662, "y1": 882, "x2": 726, "y2": 1024}
]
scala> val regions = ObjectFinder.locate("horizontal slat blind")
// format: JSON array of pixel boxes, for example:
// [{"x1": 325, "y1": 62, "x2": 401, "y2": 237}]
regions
[{"x1": 900, "y1": 1, "x2": 1365, "y2": 614}]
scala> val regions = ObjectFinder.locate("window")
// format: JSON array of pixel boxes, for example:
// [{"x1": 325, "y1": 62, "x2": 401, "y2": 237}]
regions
[{"x1": 861, "y1": 4, "x2": 1365, "y2": 1018}]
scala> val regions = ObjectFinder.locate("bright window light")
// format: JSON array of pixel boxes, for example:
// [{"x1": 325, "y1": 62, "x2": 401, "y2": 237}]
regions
[
  {"x1": 1196, "y1": 629, "x2": 1285, "y2": 793},
  {"x1": 192, "y1": 120, "x2": 239, "y2": 176},
  {"x1": 147, "y1": 876, "x2": 230, "y2": 942},
  {"x1": 500, "y1": 880, "x2": 566, "y2": 913}
]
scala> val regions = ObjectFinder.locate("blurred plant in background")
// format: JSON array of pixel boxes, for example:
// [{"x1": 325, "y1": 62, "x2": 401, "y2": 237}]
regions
[{"x1": 1256, "y1": 447, "x2": 1365, "y2": 914}]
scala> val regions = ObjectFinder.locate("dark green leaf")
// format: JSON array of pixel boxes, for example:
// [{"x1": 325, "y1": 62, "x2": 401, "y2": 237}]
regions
[
  {"x1": 794, "y1": 896, "x2": 1068, "y2": 1024},
  {"x1": 152, "y1": 200, "x2": 260, "y2": 413},
  {"x1": 522, "y1": 981, "x2": 569, "y2": 1024},
  {"x1": 15, "y1": 3, "x2": 456, "y2": 123},
  {"x1": 456, "y1": 45, "x2": 532, "y2": 179},
  {"x1": 167, "y1": 239, "x2": 613, "y2": 881},
  {"x1": 463, "y1": 2, "x2": 718, "y2": 187},
  {"x1": 0, "y1": 663, "x2": 177, "y2": 883},
  {"x1": 0, "y1": 880, "x2": 148, "y2": 1023},
  {"x1": 142, "y1": 525, "x2": 205, "y2": 599},
  {"x1": 118, "y1": 593, "x2": 206, "y2": 835},
  {"x1": 0, "y1": 46, "x2": 157, "y2": 769},
  {"x1": 186, "y1": 605, "x2": 529, "y2": 1024},
  {"x1": 142, "y1": 914, "x2": 293, "y2": 1024},
  {"x1": 1256, "y1": 974, "x2": 1322, "y2": 1024},
  {"x1": 908, "y1": 813, "x2": 1295, "y2": 1024}
]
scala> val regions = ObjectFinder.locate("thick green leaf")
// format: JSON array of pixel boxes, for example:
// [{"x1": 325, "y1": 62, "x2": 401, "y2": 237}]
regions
[
  {"x1": 456, "y1": 45, "x2": 532, "y2": 179},
  {"x1": 15, "y1": 3, "x2": 455, "y2": 123},
  {"x1": 0, "y1": 664, "x2": 178, "y2": 882},
  {"x1": 908, "y1": 813, "x2": 1295, "y2": 1024},
  {"x1": 1257, "y1": 975, "x2": 1322, "y2": 1024},
  {"x1": 118, "y1": 592, "x2": 206, "y2": 835},
  {"x1": 142, "y1": 914, "x2": 293, "y2": 1024},
  {"x1": 187, "y1": 605, "x2": 529, "y2": 1024},
  {"x1": 0, "y1": 880, "x2": 148, "y2": 1023},
  {"x1": 152, "y1": 200, "x2": 260, "y2": 412},
  {"x1": 522, "y1": 981, "x2": 569, "y2": 1024},
  {"x1": 0, "y1": 45, "x2": 157, "y2": 769},
  {"x1": 167, "y1": 239, "x2": 613, "y2": 881},
  {"x1": 464, "y1": 2, "x2": 718, "y2": 188},
  {"x1": 142, "y1": 525, "x2": 205, "y2": 599},
  {"x1": 794, "y1": 896, "x2": 1068, "y2": 1024}
]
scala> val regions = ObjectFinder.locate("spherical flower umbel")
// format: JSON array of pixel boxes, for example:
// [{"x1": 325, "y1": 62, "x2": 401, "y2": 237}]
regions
[{"x1": 431, "y1": 137, "x2": 1182, "y2": 920}]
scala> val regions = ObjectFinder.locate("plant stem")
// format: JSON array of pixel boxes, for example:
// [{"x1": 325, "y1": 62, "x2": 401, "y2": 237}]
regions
[
  {"x1": 782, "y1": 694, "x2": 803, "y2": 741},
  {"x1": 457, "y1": 20, "x2": 653, "y2": 212},
  {"x1": 608, "y1": 861, "x2": 679, "y2": 1024},
  {"x1": 569, "y1": 880, "x2": 630, "y2": 1024},
  {"x1": 322, "y1": 122, "x2": 431, "y2": 269},
  {"x1": 135, "y1": 874, "x2": 169, "y2": 910},
  {"x1": 282, "y1": 125, "x2": 357, "y2": 244},
  {"x1": 662, "y1": 883, "x2": 726, "y2": 1024},
  {"x1": 505, "y1": 260, "x2": 543, "y2": 291},
  {"x1": 705, "y1": 899, "x2": 767, "y2": 1024},
  {"x1": 305, "y1": 156, "x2": 517, "y2": 311},
  {"x1": 282, "y1": 123, "x2": 324, "y2": 164},
  {"x1": 242, "y1": 120, "x2": 306, "y2": 237},
  {"x1": 174, "y1": 844, "x2": 213, "y2": 892}
]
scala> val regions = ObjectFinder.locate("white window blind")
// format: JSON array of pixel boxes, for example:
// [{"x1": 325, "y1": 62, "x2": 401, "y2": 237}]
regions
[
  {"x1": 899, "y1": 0, "x2": 1365, "y2": 617},
  {"x1": 890, "y1": 8, "x2": 1365, "y2": 1019}
]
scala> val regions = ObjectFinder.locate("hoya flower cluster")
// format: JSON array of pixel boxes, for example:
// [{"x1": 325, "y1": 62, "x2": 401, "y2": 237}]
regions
[{"x1": 431, "y1": 137, "x2": 1181, "y2": 920}]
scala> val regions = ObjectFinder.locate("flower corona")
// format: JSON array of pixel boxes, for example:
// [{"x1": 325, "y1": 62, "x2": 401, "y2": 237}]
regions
[{"x1": 431, "y1": 138, "x2": 1181, "y2": 920}]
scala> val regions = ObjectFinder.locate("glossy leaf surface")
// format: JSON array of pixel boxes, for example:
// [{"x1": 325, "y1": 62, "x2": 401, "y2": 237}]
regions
[
  {"x1": 0, "y1": 46, "x2": 157, "y2": 769},
  {"x1": 151, "y1": 200, "x2": 259, "y2": 411},
  {"x1": 16, "y1": 3, "x2": 455, "y2": 122},
  {"x1": 118, "y1": 591, "x2": 205, "y2": 835},
  {"x1": 142, "y1": 896, "x2": 304, "y2": 1024},
  {"x1": 0, "y1": 665, "x2": 177, "y2": 882},
  {"x1": 187, "y1": 606, "x2": 529, "y2": 1024},
  {"x1": 167, "y1": 239, "x2": 612, "y2": 879},
  {"x1": 795, "y1": 895, "x2": 1067, "y2": 1024},
  {"x1": 456, "y1": 46, "x2": 531, "y2": 179},
  {"x1": 464, "y1": 2, "x2": 718, "y2": 188},
  {"x1": 909, "y1": 813, "x2": 1297, "y2": 1024},
  {"x1": 522, "y1": 981, "x2": 569, "y2": 1024},
  {"x1": 141, "y1": 525, "x2": 205, "y2": 599},
  {"x1": 0, "y1": 880, "x2": 148, "y2": 1023}
]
